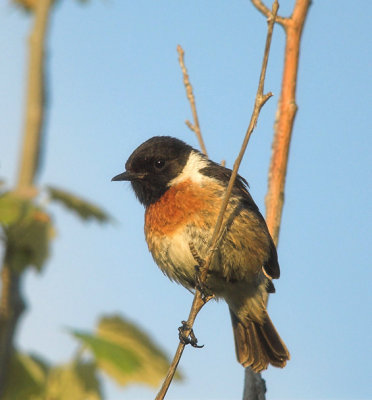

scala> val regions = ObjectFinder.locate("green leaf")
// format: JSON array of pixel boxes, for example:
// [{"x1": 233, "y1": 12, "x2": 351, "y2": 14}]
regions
[
  {"x1": 46, "y1": 185, "x2": 111, "y2": 223},
  {"x1": 2, "y1": 351, "x2": 49, "y2": 400},
  {"x1": 90, "y1": 314, "x2": 181, "y2": 387},
  {"x1": 5, "y1": 206, "x2": 53, "y2": 273},
  {"x1": 46, "y1": 360, "x2": 102, "y2": 400},
  {"x1": 71, "y1": 330, "x2": 142, "y2": 377},
  {"x1": 0, "y1": 192, "x2": 30, "y2": 226},
  {"x1": 0, "y1": 194, "x2": 53, "y2": 273}
]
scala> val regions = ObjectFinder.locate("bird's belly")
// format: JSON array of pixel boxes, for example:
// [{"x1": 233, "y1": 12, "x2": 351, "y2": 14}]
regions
[{"x1": 146, "y1": 227, "x2": 200, "y2": 289}]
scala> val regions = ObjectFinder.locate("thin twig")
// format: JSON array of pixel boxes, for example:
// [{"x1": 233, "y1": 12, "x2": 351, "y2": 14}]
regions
[
  {"x1": 155, "y1": 291, "x2": 207, "y2": 400},
  {"x1": 154, "y1": 3, "x2": 279, "y2": 400},
  {"x1": 251, "y1": 0, "x2": 288, "y2": 28},
  {"x1": 177, "y1": 45, "x2": 208, "y2": 156}
]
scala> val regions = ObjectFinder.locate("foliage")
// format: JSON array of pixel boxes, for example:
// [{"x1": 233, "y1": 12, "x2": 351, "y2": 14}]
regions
[
  {"x1": 0, "y1": 193, "x2": 53, "y2": 273},
  {"x1": 71, "y1": 331, "x2": 142, "y2": 378},
  {"x1": 71, "y1": 314, "x2": 182, "y2": 388},
  {"x1": 0, "y1": 188, "x2": 172, "y2": 397},
  {"x1": 3, "y1": 314, "x2": 181, "y2": 399},
  {"x1": 0, "y1": 184, "x2": 112, "y2": 274},
  {"x1": 45, "y1": 360, "x2": 102, "y2": 400},
  {"x1": 3, "y1": 351, "x2": 102, "y2": 400},
  {"x1": 2, "y1": 351, "x2": 49, "y2": 400},
  {"x1": 46, "y1": 186, "x2": 112, "y2": 223}
]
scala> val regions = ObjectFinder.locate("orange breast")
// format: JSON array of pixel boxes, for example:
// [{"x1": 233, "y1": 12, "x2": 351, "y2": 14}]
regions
[{"x1": 145, "y1": 179, "x2": 220, "y2": 236}]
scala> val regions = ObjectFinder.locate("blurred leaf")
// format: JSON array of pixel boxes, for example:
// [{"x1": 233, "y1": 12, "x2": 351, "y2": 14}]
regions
[
  {"x1": 70, "y1": 314, "x2": 181, "y2": 388},
  {"x1": 46, "y1": 185, "x2": 112, "y2": 223},
  {"x1": 2, "y1": 351, "x2": 49, "y2": 400},
  {"x1": 98, "y1": 314, "x2": 181, "y2": 387},
  {"x1": 0, "y1": 192, "x2": 30, "y2": 226},
  {"x1": 70, "y1": 330, "x2": 142, "y2": 378},
  {"x1": 5, "y1": 206, "x2": 53, "y2": 273},
  {"x1": 46, "y1": 360, "x2": 102, "y2": 400}
]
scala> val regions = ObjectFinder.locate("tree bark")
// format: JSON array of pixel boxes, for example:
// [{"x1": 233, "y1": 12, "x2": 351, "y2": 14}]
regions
[
  {"x1": 243, "y1": 368, "x2": 266, "y2": 400},
  {"x1": 0, "y1": 255, "x2": 26, "y2": 396},
  {"x1": 264, "y1": 0, "x2": 311, "y2": 245}
]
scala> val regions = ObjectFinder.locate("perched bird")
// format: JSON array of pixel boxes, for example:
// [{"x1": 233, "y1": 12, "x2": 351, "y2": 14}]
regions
[{"x1": 112, "y1": 136, "x2": 289, "y2": 372}]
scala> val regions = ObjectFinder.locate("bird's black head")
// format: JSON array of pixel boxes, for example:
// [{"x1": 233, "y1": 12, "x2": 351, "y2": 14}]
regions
[{"x1": 112, "y1": 136, "x2": 193, "y2": 206}]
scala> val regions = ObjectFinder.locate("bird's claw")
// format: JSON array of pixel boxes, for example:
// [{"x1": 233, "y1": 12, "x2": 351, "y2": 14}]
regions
[
  {"x1": 194, "y1": 265, "x2": 214, "y2": 302},
  {"x1": 178, "y1": 320, "x2": 204, "y2": 348}
]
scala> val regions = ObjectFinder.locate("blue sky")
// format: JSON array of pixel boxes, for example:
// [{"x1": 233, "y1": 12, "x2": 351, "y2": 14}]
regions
[{"x1": 1, "y1": 1, "x2": 371, "y2": 399}]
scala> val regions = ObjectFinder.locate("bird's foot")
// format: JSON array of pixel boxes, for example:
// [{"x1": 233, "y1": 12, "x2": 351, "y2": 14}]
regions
[
  {"x1": 178, "y1": 321, "x2": 204, "y2": 348},
  {"x1": 194, "y1": 265, "x2": 214, "y2": 302},
  {"x1": 188, "y1": 242, "x2": 214, "y2": 302}
]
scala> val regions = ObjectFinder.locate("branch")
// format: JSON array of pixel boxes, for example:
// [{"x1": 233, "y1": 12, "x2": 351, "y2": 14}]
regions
[
  {"x1": 242, "y1": 367, "x2": 266, "y2": 400},
  {"x1": 155, "y1": 3, "x2": 279, "y2": 399},
  {"x1": 177, "y1": 45, "x2": 208, "y2": 156},
  {"x1": 264, "y1": 0, "x2": 311, "y2": 244},
  {"x1": 251, "y1": 0, "x2": 288, "y2": 27},
  {"x1": 0, "y1": 257, "x2": 26, "y2": 397},
  {"x1": 15, "y1": 0, "x2": 53, "y2": 198}
]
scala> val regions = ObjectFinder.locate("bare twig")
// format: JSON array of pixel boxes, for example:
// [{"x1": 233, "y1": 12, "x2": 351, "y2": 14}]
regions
[
  {"x1": 251, "y1": 0, "x2": 288, "y2": 27},
  {"x1": 177, "y1": 45, "x2": 208, "y2": 156},
  {"x1": 155, "y1": 3, "x2": 279, "y2": 399}
]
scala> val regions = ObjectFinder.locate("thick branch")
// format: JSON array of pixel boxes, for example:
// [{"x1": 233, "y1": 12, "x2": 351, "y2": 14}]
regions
[
  {"x1": 155, "y1": 4, "x2": 278, "y2": 399},
  {"x1": 15, "y1": 0, "x2": 53, "y2": 197},
  {"x1": 0, "y1": 255, "x2": 26, "y2": 398},
  {"x1": 264, "y1": 0, "x2": 310, "y2": 244},
  {"x1": 242, "y1": 367, "x2": 266, "y2": 400}
]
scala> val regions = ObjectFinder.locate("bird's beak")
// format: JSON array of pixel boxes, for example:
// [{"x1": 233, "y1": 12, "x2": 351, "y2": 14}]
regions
[{"x1": 111, "y1": 171, "x2": 146, "y2": 182}]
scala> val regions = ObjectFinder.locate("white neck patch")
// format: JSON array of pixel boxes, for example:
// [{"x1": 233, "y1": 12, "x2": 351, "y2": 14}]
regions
[{"x1": 169, "y1": 150, "x2": 209, "y2": 186}]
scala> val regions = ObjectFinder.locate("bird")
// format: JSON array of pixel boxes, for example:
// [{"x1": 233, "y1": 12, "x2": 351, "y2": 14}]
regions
[{"x1": 112, "y1": 136, "x2": 290, "y2": 372}]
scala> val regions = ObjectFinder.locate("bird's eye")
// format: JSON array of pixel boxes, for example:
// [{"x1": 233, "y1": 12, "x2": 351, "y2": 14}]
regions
[{"x1": 154, "y1": 159, "x2": 165, "y2": 170}]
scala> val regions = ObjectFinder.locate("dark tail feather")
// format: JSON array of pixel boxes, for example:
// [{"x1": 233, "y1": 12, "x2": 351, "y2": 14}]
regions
[{"x1": 230, "y1": 309, "x2": 290, "y2": 372}]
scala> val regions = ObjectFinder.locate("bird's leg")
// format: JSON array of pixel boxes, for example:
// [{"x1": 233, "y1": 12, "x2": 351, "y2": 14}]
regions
[
  {"x1": 189, "y1": 242, "x2": 214, "y2": 302},
  {"x1": 178, "y1": 320, "x2": 204, "y2": 348},
  {"x1": 194, "y1": 264, "x2": 214, "y2": 302}
]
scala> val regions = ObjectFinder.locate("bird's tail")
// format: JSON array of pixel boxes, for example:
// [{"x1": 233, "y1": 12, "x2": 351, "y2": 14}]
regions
[{"x1": 230, "y1": 309, "x2": 290, "y2": 372}]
